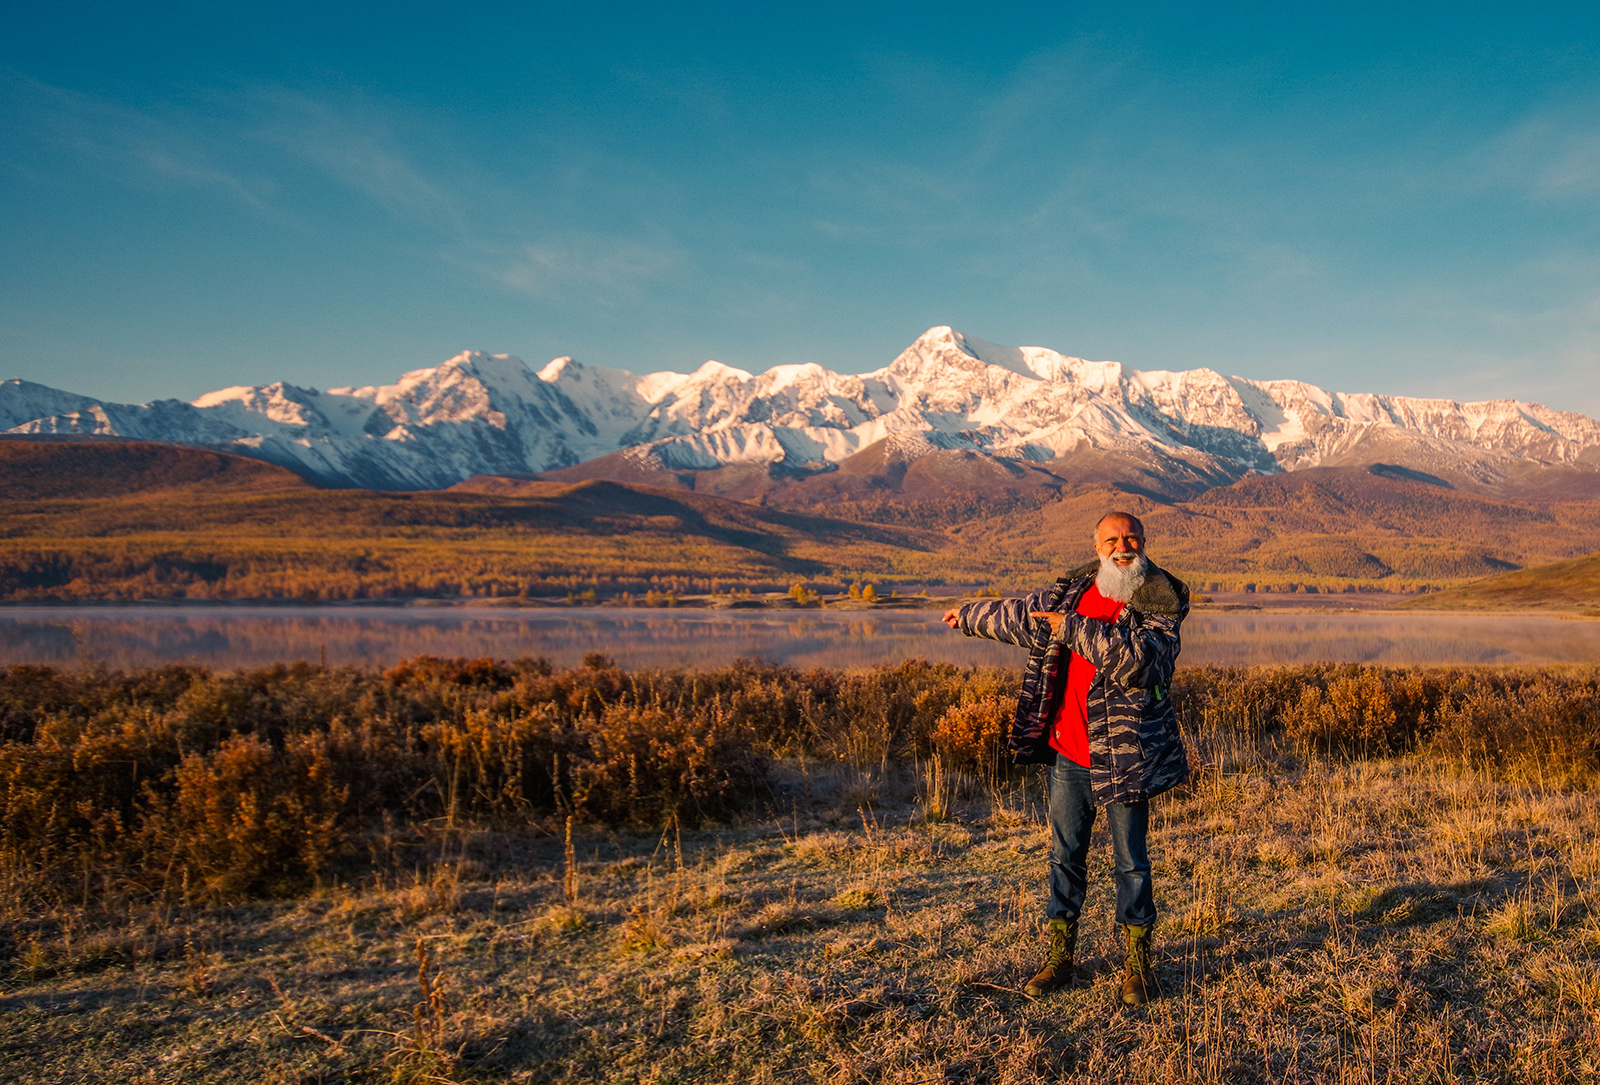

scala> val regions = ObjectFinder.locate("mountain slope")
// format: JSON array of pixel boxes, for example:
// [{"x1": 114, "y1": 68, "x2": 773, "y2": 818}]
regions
[
  {"x1": 1390, "y1": 552, "x2": 1600, "y2": 612},
  {"x1": 927, "y1": 464, "x2": 1600, "y2": 591},
  {"x1": 5, "y1": 439, "x2": 1600, "y2": 602},
  {"x1": 1146, "y1": 465, "x2": 1594, "y2": 583},
  {"x1": 7, "y1": 328, "x2": 1600, "y2": 493},
  {"x1": 0, "y1": 436, "x2": 312, "y2": 500},
  {"x1": 0, "y1": 444, "x2": 945, "y2": 602}
]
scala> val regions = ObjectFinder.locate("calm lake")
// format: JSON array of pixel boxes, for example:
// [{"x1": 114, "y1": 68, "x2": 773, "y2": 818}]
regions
[{"x1": 0, "y1": 605, "x2": 1596, "y2": 672}]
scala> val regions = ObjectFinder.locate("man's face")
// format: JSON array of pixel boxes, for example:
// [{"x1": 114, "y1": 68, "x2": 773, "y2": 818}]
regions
[{"x1": 1095, "y1": 517, "x2": 1145, "y2": 567}]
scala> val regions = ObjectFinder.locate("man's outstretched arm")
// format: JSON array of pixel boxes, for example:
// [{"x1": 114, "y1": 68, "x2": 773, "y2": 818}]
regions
[{"x1": 945, "y1": 592, "x2": 1054, "y2": 649}]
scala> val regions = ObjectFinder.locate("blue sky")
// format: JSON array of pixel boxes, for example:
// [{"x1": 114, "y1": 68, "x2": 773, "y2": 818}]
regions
[{"x1": 5, "y1": 2, "x2": 1600, "y2": 416}]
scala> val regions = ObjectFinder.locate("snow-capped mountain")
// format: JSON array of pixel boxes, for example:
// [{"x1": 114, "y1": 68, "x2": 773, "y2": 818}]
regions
[{"x1": 5, "y1": 326, "x2": 1599, "y2": 492}]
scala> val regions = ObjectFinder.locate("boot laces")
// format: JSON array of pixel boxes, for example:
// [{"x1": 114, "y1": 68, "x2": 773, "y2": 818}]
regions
[
  {"x1": 1045, "y1": 926, "x2": 1072, "y2": 967},
  {"x1": 1126, "y1": 927, "x2": 1152, "y2": 973}
]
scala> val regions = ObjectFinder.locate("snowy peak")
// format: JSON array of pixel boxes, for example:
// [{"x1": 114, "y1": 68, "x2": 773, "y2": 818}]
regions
[
  {"x1": 0, "y1": 379, "x2": 105, "y2": 432},
  {"x1": 5, "y1": 327, "x2": 1599, "y2": 492}
]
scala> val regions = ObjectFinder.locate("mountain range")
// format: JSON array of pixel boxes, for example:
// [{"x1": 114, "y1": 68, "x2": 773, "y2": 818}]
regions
[{"x1": 6, "y1": 326, "x2": 1600, "y2": 496}]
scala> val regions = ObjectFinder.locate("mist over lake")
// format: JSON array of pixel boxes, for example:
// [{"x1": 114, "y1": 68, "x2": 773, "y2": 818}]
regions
[{"x1": 1, "y1": 606, "x2": 1595, "y2": 672}]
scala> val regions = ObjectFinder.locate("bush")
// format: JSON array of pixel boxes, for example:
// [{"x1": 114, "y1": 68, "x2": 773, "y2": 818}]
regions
[
  {"x1": 1, "y1": 658, "x2": 1594, "y2": 906},
  {"x1": 139, "y1": 733, "x2": 348, "y2": 900},
  {"x1": 1427, "y1": 670, "x2": 1600, "y2": 775},
  {"x1": 1173, "y1": 664, "x2": 1600, "y2": 771},
  {"x1": 1278, "y1": 666, "x2": 1434, "y2": 755},
  {"x1": 931, "y1": 695, "x2": 1015, "y2": 776},
  {"x1": 563, "y1": 702, "x2": 765, "y2": 826}
]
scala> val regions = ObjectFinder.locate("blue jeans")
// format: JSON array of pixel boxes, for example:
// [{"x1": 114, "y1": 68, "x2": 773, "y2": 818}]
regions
[{"x1": 1047, "y1": 758, "x2": 1155, "y2": 927}]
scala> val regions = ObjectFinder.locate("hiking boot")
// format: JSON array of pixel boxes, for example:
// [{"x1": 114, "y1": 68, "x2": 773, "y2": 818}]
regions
[
  {"x1": 1024, "y1": 919, "x2": 1077, "y2": 997},
  {"x1": 1120, "y1": 923, "x2": 1157, "y2": 1005}
]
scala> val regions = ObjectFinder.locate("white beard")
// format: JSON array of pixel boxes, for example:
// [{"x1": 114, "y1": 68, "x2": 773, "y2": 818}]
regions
[{"x1": 1096, "y1": 552, "x2": 1149, "y2": 603}]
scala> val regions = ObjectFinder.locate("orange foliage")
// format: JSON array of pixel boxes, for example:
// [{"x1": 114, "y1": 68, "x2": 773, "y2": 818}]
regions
[
  {"x1": 0, "y1": 657, "x2": 1595, "y2": 906},
  {"x1": 931, "y1": 695, "x2": 1015, "y2": 775}
]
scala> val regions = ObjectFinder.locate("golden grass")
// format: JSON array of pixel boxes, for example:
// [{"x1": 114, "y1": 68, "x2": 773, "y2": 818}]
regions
[
  {"x1": 1, "y1": 659, "x2": 1597, "y2": 1081},
  {"x1": 3, "y1": 749, "x2": 1596, "y2": 1083}
]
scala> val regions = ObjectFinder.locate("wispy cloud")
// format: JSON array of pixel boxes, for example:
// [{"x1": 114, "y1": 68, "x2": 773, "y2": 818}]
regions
[
  {"x1": 963, "y1": 40, "x2": 1132, "y2": 175},
  {"x1": 802, "y1": 40, "x2": 1277, "y2": 273},
  {"x1": 1474, "y1": 108, "x2": 1600, "y2": 199},
  {"x1": 247, "y1": 91, "x2": 693, "y2": 305},
  {"x1": 0, "y1": 68, "x2": 273, "y2": 209},
  {"x1": 457, "y1": 233, "x2": 685, "y2": 305},
  {"x1": 0, "y1": 71, "x2": 691, "y2": 307},
  {"x1": 249, "y1": 89, "x2": 468, "y2": 235}
]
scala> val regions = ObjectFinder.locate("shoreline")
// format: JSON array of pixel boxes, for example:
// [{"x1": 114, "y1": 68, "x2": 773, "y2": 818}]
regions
[{"x1": 0, "y1": 590, "x2": 1595, "y2": 618}]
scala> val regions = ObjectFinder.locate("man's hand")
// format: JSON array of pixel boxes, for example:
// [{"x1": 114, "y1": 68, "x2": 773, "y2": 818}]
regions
[
  {"x1": 941, "y1": 607, "x2": 962, "y2": 629},
  {"x1": 1029, "y1": 611, "x2": 1064, "y2": 636}
]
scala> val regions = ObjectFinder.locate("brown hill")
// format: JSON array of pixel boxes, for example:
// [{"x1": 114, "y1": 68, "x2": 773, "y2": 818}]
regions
[
  {"x1": 1149, "y1": 465, "x2": 1600, "y2": 581},
  {"x1": 532, "y1": 449, "x2": 700, "y2": 491},
  {"x1": 1308, "y1": 443, "x2": 1600, "y2": 505},
  {"x1": 1390, "y1": 552, "x2": 1600, "y2": 613},
  {"x1": 0, "y1": 445, "x2": 947, "y2": 601},
  {"x1": 448, "y1": 476, "x2": 937, "y2": 557},
  {"x1": 909, "y1": 463, "x2": 1600, "y2": 593},
  {"x1": 774, "y1": 444, "x2": 1070, "y2": 506},
  {"x1": 8, "y1": 437, "x2": 1600, "y2": 601},
  {"x1": 1473, "y1": 460, "x2": 1600, "y2": 504},
  {"x1": 1182, "y1": 464, "x2": 1549, "y2": 532},
  {"x1": 0, "y1": 436, "x2": 311, "y2": 499}
]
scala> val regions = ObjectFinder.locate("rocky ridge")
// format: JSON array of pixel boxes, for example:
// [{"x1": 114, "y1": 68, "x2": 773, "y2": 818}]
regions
[{"x1": 5, "y1": 327, "x2": 1598, "y2": 492}]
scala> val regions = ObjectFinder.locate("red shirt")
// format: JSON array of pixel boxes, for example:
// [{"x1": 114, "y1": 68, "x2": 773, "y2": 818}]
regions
[{"x1": 1048, "y1": 583, "x2": 1125, "y2": 767}]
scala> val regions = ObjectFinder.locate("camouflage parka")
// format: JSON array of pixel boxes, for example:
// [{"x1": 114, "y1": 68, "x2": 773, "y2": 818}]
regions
[{"x1": 956, "y1": 559, "x2": 1190, "y2": 805}]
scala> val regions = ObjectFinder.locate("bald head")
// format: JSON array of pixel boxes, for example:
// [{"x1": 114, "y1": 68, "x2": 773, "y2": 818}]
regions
[{"x1": 1096, "y1": 511, "x2": 1143, "y2": 534}]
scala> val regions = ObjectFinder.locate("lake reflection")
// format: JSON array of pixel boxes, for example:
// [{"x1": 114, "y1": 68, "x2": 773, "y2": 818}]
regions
[
  {"x1": 0, "y1": 605, "x2": 1596, "y2": 672},
  {"x1": 1183, "y1": 611, "x2": 1600, "y2": 666}
]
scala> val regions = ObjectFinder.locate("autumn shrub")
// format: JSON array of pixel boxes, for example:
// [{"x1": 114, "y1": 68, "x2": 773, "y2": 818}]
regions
[
  {"x1": 0, "y1": 656, "x2": 792, "y2": 903},
  {"x1": 631, "y1": 659, "x2": 826, "y2": 756},
  {"x1": 1172, "y1": 665, "x2": 1306, "y2": 740},
  {"x1": 383, "y1": 654, "x2": 523, "y2": 690},
  {"x1": 559, "y1": 701, "x2": 766, "y2": 826},
  {"x1": 422, "y1": 704, "x2": 568, "y2": 820},
  {"x1": 1426, "y1": 669, "x2": 1600, "y2": 775},
  {"x1": 931, "y1": 695, "x2": 1016, "y2": 777},
  {"x1": 0, "y1": 665, "x2": 88, "y2": 743},
  {"x1": 0, "y1": 663, "x2": 208, "y2": 743},
  {"x1": 0, "y1": 708, "x2": 194, "y2": 901},
  {"x1": 4, "y1": 657, "x2": 1594, "y2": 906},
  {"x1": 173, "y1": 662, "x2": 388, "y2": 746},
  {"x1": 138, "y1": 732, "x2": 349, "y2": 900},
  {"x1": 1277, "y1": 665, "x2": 1438, "y2": 755},
  {"x1": 826, "y1": 660, "x2": 966, "y2": 769},
  {"x1": 1173, "y1": 664, "x2": 1600, "y2": 774},
  {"x1": 216, "y1": 714, "x2": 425, "y2": 848}
]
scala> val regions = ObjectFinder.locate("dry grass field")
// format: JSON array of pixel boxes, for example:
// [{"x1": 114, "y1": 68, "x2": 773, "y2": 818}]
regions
[{"x1": 1, "y1": 659, "x2": 1597, "y2": 1083}]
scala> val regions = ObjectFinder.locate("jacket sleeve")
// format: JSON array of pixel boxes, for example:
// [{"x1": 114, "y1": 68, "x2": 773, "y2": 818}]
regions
[
  {"x1": 1054, "y1": 608, "x2": 1182, "y2": 689},
  {"x1": 956, "y1": 589, "x2": 1055, "y2": 650}
]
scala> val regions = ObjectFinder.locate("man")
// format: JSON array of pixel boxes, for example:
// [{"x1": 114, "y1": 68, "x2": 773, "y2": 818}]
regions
[{"x1": 942, "y1": 511, "x2": 1189, "y2": 1004}]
